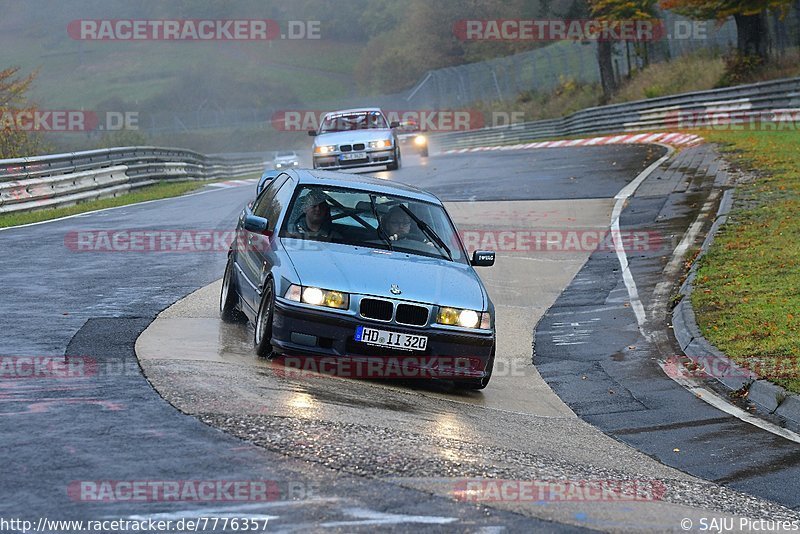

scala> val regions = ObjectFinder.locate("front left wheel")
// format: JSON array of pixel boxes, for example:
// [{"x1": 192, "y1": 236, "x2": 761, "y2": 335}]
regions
[
  {"x1": 220, "y1": 255, "x2": 246, "y2": 323},
  {"x1": 254, "y1": 281, "x2": 276, "y2": 358}
]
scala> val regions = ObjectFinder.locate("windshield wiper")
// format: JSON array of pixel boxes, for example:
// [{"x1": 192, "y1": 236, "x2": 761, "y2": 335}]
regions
[
  {"x1": 370, "y1": 195, "x2": 393, "y2": 251},
  {"x1": 397, "y1": 204, "x2": 453, "y2": 261}
]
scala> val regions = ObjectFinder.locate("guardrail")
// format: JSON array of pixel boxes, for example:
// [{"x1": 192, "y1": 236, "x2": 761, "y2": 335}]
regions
[
  {"x1": 0, "y1": 147, "x2": 264, "y2": 214},
  {"x1": 429, "y1": 76, "x2": 800, "y2": 152}
]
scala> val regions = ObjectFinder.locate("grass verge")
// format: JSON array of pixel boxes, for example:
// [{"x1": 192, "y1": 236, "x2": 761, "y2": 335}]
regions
[
  {"x1": 691, "y1": 130, "x2": 800, "y2": 394},
  {"x1": 0, "y1": 174, "x2": 257, "y2": 229}
]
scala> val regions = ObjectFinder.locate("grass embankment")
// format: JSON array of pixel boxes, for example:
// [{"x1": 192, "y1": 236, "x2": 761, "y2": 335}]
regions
[
  {"x1": 0, "y1": 174, "x2": 258, "y2": 228},
  {"x1": 692, "y1": 130, "x2": 800, "y2": 394}
]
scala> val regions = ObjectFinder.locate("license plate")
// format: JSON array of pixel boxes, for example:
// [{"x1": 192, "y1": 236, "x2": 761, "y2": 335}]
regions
[
  {"x1": 341, "y1": 152, "x2": 367, "y2": 161},
  {"x1": 354, "y1": 326, "x2": 428, "y2": 351}
]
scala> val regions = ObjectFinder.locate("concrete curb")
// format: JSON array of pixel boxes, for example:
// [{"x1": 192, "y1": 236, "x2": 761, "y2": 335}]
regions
[{"x1": 670, "y1": 156, "x2": 800, "y2": 431}]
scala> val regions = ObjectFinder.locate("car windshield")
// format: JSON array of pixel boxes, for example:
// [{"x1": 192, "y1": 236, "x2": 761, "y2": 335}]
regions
[
  {"x1": 280, "y1": 185, "x2": 467, "y2": 264},
  {"x1": 319, "y1": 112, "x2": 389, "y2": 133}
]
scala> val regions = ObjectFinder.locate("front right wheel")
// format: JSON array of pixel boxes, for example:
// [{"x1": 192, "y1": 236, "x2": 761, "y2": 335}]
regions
[{"x1": 387, "y1": 147, "x2": 401, "y2": 171}]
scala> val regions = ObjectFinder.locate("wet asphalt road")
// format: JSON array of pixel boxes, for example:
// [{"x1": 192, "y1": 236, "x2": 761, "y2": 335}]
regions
[
  {"x1": 534, "y1": 144, "x2": 800, "y2": 510},
  {"x1": 0, "y1": 145, "x2": 796, "y2": 530},
  {"x1": 0, "y1": 146, "x2": 659, "y2": 532}
]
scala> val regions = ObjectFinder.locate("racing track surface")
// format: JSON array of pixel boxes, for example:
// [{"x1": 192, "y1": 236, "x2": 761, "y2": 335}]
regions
[
  {"x1": 533, "y1": 144, "x2": 800, "y2": 510},
  {"x1": 1, "y1": 147, "x2": 799, "y2": 531}
]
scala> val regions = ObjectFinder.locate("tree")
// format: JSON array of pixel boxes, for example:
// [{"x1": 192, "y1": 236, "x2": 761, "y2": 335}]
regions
[
  {"x1": 588, "y1": 0, "x2": 659, "y2": 100},
  {"x1": 0, "y1": 67, "x2": 47, "y2": 159},
  {"x1": 660, "y1": 0, "x2": 793, "y2": 59}
]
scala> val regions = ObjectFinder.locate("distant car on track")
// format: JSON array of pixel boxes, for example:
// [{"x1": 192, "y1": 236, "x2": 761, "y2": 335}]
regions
[
  {"x1": 309, "y1": 108, "x2": 402, "y2": 171},
  {"x1": 273, "y1": 150, "x2": 300, "y2": 170},
  {"x1": 220, "y1": 168, "x2": 497, "y2": 388},
  {"x1": 396, "y1": 119, "x2": 429, "y2": 158}
]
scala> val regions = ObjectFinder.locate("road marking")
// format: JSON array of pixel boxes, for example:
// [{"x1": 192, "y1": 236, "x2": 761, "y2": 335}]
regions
[
  {"x1": 116, "y1": 498, "x2": 340, "y2": 522},
  {"x1": 610, "y1": 147, "x2": 675, "y2": 327},
  {"x1": 649, "y1": 190, "x2": 719, "y2": 333},
  {"x1": 660, "y1": 362, "x2": 800, "y2": 444},
  {"x1": 646, "y1": 183, "x2": 800, "y2": 444},
  {"x1": 440, "y1": 132, "x2": 704, "y2": 155},
  {"x1": 317, "y1": 508, "x2": 458, "y2": 528}
]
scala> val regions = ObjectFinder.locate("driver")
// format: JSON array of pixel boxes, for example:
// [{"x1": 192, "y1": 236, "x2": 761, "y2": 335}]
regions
[{"x1": 292, "y1": 190, "x2": 340, "y2": 240}]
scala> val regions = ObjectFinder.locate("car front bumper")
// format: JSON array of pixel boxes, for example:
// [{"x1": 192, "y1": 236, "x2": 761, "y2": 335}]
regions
[
  {"x1": 313, "y1": 149, "x2": 395, "y2": 170},
  {"x1": 274, "y1": 162, "x2": 299, "y2": 169},
  {"x1": 271, "y1": 299, "x2": 494, "y2": 381}
]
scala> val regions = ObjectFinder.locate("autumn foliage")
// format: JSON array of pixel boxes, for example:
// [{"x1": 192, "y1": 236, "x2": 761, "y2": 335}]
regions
[{"x1": 0, "y1": 66, "x2": 46, "y2": 159}]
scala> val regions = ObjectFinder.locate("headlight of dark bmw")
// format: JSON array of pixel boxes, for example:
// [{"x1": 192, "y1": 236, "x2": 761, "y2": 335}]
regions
[{"x1": 436, "y1": 307, "x2": 491, "y2": 329}]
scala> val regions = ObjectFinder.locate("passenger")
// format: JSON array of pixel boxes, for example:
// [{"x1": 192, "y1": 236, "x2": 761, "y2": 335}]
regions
[
  {"x1": 382, "y1": 206, "x2": 433, "y2": 246},
  {"x1": 382, "y1": 206, "x2": 415, "y2": 241}
]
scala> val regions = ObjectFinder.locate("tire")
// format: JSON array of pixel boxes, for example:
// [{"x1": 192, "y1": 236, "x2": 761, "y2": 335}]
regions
[
  {"x1": 454, "y1": 348, "x2": 494, "y2": 390},
  {"x1": 254, "y1": 281, "x2": 276, "y2": 358},
  {"x1": 387, "y1": 147, "x2": 401, "y2": 171},
  {"x1": 419, "y1": 146, "x2": 428, "y2": 158},
  {"x1": 220, "y1": 255, "x2": 246, "y2": 323}
]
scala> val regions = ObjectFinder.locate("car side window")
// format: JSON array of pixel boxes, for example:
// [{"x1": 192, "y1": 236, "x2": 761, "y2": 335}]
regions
[
  {"x1": 262, "y1": 180, "x2": 295, "y2": 232},
  {"x1": 253, "y1": 173, "x2": 289, "y2": 217}
]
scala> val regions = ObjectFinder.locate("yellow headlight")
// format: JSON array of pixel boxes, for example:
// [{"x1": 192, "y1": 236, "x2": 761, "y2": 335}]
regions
[
  {"x1": 437, "y1": 307, "x2": 484, "y2": 328},
  {"x1": 324, "y1": 291, "x2": 346, "y2": 308},
  {"x1": 414, "y1": 135, "x2": 427, "y2": 146},
  {"x1": 437, "y1": 307, "x2": 460, "y2": 325}
]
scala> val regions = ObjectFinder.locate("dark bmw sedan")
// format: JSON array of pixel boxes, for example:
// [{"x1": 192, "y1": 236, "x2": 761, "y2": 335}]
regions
[{"x1": 220, "y1": 168, "x2": 496, "y2": 388}]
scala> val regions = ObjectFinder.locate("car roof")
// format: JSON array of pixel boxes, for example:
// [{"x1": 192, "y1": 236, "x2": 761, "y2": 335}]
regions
[
  {"x1": 292, "y1": 169, "x2": 441, "y2": 205},
  {"x1": 323, "y1": 108, "x2": 384, "y2": 118}
]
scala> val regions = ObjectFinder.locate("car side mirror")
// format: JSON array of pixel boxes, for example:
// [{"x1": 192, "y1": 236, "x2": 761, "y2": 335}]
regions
[
  {"x1": 389, "y1": 121, "x2": 400, "y2": 128},
  {"x1": 471, "y1": 250, "x2": 495, "y2": 267},
  {"x1": 308, "y1": 130, "x2": 317, "y2": 136},
  {"x1": 244, "y1": 214, "x2": 270, "y2": 235}
]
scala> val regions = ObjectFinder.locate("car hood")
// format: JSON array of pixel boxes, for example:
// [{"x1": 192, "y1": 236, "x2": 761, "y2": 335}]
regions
[
  {"x1": 313, "y1": 129, "x2": 393, "y2": 146},
  {"x1": 274, "y1": 156, "x2": 298, "y2": 162},
  {"x1": 282, "y1": 240, "x2": 486, "y2": 310}
]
